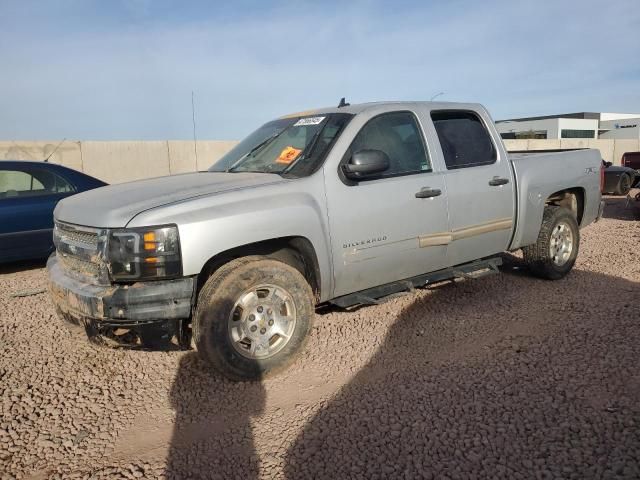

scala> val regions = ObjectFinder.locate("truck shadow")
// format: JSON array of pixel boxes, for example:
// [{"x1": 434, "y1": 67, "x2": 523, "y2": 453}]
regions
[
  {"x1": 601, "y1": 193, "x2": 640, "y2": 221},
  {"x1": 161, "y1": 255, "x2": 639, "y2": 478},
  {"x1": 165, "y1": 352, "x2": 266, "y2": 480},
  {"x1": 283, "y1": 257, "x2": 640, "y2": 478}
]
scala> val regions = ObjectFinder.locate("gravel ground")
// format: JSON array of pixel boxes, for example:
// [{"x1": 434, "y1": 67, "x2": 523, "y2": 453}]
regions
[{"x1": 1, "y1": 195, "x2": 639, "y2": 480}]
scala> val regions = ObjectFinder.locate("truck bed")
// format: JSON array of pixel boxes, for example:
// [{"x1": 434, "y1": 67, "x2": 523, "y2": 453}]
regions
[{"x1": 507, "y1": 148, "x2": 603, "y2": 250}]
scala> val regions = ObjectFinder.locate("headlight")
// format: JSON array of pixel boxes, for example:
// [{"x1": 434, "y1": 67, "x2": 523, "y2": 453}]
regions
[{"x1": 107, "y1": 225, "x2": 182, "y2": 281}]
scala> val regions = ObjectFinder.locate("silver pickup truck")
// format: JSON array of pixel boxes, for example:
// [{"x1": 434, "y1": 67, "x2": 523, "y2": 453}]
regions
[{"x1": 48, "y1": 101, "x2": 604, "y2": 380}]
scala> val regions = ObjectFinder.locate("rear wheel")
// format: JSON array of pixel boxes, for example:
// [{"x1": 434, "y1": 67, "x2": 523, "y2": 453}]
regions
[
  {"x1": 523, "y1": 206, "x2": 580, "y2": 280},
  {"x1": 193, "y1": 256, "x2": 314, "y2": 381},
  {"x1": 616, "y1": 173, "x2": 632, "y2": 195}
]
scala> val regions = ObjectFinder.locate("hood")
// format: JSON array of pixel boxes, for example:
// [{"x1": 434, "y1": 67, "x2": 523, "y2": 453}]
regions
[{"x1": 54, "y1": 171, "x2": 284, "y2": 228}]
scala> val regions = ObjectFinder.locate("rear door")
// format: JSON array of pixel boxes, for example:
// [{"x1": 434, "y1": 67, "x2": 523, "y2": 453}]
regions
[
  {"x1": 428, "y1": 109, "x2": 516, "y2": 267},
  {"x1": 0, "y1": 166, "x2": 75, "y2": 262}
]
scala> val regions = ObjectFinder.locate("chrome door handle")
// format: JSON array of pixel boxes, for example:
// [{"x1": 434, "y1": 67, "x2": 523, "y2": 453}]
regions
[
  {"x1": 415, "y1": 187, "x2": 442, "y2": 199},
  {"x1": 489, "y1": 176, "x2": 509, "y2": 186}
]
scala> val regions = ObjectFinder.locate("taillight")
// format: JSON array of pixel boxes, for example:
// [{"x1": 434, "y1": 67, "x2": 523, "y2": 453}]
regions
[
  {"x1": 600, "y1": 163, "x2": 605, "y2": 193},
  {"x1": 621, "y1": 156, "x2": 626, "y2": 167}
]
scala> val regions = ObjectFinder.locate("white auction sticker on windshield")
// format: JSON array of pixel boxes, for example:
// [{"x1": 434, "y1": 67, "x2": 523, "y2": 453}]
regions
[{"x1": 294, "y1": 116, "x2": 325, "y2": 126}]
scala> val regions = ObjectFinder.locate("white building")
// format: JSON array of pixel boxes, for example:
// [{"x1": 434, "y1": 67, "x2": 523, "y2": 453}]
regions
[
  {"x1": 496, "y1": 112, "x2": 640, "y2": 140},
  {"x1": 598, "y1": 117, "x2": 640, "y2": 140}
]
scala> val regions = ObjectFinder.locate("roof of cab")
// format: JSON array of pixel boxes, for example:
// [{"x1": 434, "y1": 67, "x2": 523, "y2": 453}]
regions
[{"x1": 280, "y1": 100, "x2": 485, "y2": 118}]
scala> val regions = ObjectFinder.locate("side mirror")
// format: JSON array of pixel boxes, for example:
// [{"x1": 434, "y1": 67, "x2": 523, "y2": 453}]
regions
[
  {"x1": 604, "y1": 161, "x2": 612, "y2": 168},
  {"x1": 342, "y1": 149, "x2": 390, "y2": 179}
]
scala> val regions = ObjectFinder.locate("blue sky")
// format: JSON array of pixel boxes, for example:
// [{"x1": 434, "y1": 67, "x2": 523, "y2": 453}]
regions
[{"x1": 1, "y1": 0, "x2": 639, "y2": 140}]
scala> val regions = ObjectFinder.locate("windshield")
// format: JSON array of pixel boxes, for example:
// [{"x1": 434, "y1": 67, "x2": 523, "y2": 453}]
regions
[{"x1": 209, "y1": 113, "x2": 352, "y2": 177}]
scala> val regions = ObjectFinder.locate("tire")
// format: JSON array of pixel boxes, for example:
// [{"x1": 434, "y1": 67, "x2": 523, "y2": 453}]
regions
[
  {"x1": 616, "y1": 173, "x2": 632, "y2": 196},
  {"x1": 193, "y1": 256, "x2": 314, "y2": 381},
  {"x1": 523, "y1": 206, "x2": 580, "y2": 280}
]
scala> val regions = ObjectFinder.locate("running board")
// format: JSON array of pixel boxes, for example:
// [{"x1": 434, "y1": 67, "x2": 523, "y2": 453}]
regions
[{"x1": 330, "y1": 256, "x2": 502, "y2": 309}]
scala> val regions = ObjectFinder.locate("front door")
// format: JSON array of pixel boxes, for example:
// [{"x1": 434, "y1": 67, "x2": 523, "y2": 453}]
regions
[{"x1": 324, "y1": 110, "x2": 450, "y2": 298}]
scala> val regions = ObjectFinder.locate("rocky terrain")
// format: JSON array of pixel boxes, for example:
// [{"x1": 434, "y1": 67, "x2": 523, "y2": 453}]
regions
[{"x1": 1, "y1": 195, "x2": 639, "y2": 479}]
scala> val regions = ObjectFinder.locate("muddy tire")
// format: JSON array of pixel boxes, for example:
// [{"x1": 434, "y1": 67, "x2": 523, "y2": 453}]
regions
[
  {"x1": 523, "y1": 206, "x2": 580, "y2": 280},
  {"x1": 193, "y1": 256, "x2": 314, "y2": 381}
]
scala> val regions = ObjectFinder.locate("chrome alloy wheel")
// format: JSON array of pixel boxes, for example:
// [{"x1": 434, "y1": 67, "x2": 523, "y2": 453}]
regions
[
  {"x1": 550, "y1": 221, "x2": 574, "y2": 266},
  {"x1": 228, "y1": 284, "x2": 297, "y2": 359}
]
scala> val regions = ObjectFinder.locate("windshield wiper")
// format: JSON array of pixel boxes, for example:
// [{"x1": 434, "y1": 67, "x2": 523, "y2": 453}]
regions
[{"x1": 226, "y1": 130, "x2": 285, "y2": 173}]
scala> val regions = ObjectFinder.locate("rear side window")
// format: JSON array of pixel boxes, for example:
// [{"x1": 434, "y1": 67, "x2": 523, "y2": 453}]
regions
[
  {"x1": 0, "y1": 168, "x2": 73, "y2": 199},
  {"x1": 431, "y1": 111, "x2": 496, "y2": 169},
  {"x1": 347, "y1": 111, "x2": 431, "y2": 177}
]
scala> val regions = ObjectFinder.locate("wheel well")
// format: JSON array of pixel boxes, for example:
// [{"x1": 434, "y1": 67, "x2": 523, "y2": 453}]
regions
[
  {"x1": 545, "y1": 188, "x2": 585, "y2": 225},
  {"x1": 197, "y1": 236, "x2": 322, "y2": 301}
]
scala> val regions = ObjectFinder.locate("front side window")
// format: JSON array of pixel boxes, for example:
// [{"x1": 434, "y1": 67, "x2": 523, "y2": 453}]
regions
[
  {"x1": 209, "y1": 113, "x2": 352, "y2": 177},
  {"x1": 0, "y1": 168, "x2": 73, "y2": 199},
  {"x1": 431, "y1": 111, "x2": 496, "y2": 169},
  {"x1": 346, "y1": 111, "x2": 431, "y2": 177}
]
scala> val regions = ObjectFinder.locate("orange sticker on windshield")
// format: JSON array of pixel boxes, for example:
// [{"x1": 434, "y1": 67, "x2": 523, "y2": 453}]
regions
[{"x1": 276, "y1": 146, "x2": 302, "y2": 164}]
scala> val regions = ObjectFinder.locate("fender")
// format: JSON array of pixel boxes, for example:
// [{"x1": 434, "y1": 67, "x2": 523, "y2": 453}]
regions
[{"x1": 127, "y1": 177, "x2": 334, "y2": 301}]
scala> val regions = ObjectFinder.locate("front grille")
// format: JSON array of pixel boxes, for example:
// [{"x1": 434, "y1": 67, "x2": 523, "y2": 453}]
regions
[
  {"x1": 58, "y1": 254, "x2": 101, "y2": 278},
  {"x1": 55, "y1": 222, "x2": 107, "y2": 284},
  {"x1": 57, "y1": 228, "x2": 98, "y2": 249}
]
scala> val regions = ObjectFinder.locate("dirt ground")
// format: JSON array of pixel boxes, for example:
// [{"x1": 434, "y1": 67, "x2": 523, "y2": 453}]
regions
[{"x1": 1, "y1": 195, "x2": 639, "y2": 480}]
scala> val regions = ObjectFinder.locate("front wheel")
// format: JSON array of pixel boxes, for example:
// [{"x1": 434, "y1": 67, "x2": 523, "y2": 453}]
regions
[
  {"x1": 523, "y1": 206, "x2": 580, "y2": 280},
  {"x1": 193, "y1": 256, "x2": 314, "y2": 381}
]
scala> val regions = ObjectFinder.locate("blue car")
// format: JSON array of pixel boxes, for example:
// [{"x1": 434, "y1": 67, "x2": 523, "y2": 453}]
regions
[{"x1": 0, "y1": 161, "x2": 106, "y2": 263}]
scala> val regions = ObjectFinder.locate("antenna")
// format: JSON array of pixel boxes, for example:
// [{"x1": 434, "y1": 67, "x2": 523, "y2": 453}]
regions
[
  {"x1": 430, "y1": 92, "x2": 445, "y2": 101},
  {"x1": 44, "y1": 138, "x2": 67, "y2": 162},
  {"x1": 191, "y1": 91, "x2": 198, "y2": 165},
  {"x1": 338, "y1": 97, "x2": 350, "y2": 108}
]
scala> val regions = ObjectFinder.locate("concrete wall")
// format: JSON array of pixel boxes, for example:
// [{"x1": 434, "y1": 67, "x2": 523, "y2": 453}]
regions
[
  {"x1": 0, "y1": 141, "x2": 83, "y2": 170},
  {"x1": 2, "y1": 137, "x2": 639, "y2": 184},
  {"x1": 588, "y1": 139, "x2": 614, "y2": 163},
  {"x1": 167, "y1": 141, "x2": 239, "y2": 174},
  {"x1": 613, "y1": 139, "x2": 640, "y2": 165},
  {"x1": 526, "y1": 139, "x2": 561, "y2": 150},
  {"x1": 81, "y1": 141, "x2": 171, "y2": 184},
  {"x1": 503, "y1": 138, "x2": 640, "y2": 164},
  {"x1": 0, "y1": 140, "x2": 238, "y2": 184}
]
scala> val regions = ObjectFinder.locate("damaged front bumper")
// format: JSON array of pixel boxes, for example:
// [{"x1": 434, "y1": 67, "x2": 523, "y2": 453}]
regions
[{"x1": 47, "y1": 254, "x2": 195, "y2": 344}]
